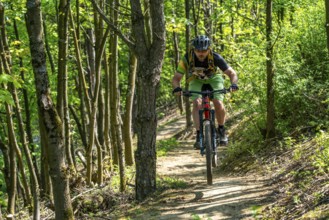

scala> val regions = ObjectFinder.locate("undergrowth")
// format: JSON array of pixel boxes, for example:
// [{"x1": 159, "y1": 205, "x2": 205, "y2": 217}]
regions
[{"x1": 222, "y1": 111, "x2": 329, "y2": 219}]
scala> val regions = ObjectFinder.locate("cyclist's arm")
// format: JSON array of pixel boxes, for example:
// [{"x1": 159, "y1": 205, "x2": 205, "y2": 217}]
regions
[
  {"x1": 223, "y1": 67, "x2": 238, "y2": 84},
  {"x1": 172, "y1": 57, "x2": 187, "y2": 91}
]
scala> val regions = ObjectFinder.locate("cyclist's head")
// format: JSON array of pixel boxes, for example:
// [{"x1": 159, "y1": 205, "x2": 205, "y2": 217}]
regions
[{"x1": 192, "y1": 35, "x2": 211, "y2": 50}]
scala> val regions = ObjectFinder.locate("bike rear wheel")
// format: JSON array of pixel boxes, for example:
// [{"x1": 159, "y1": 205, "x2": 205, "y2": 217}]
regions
[{"x1": 204, "y1": 121, "x2": 213, "y2": 185}]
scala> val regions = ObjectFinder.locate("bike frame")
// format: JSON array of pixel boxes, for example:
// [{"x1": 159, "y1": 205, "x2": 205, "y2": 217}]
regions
[
  {"x1": 183, "y1": 89, "x2": 227, "y2": 155},
  {"x1": 198, "y1": 93, "x2": 216, "y2": 156},
  {"x1": 182, "y1": 88, "x2": 229, "y2": 185}
]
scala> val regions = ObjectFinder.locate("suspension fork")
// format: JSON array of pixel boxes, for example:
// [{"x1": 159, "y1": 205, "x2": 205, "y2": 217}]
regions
[
  {"x1": 211, "y1": 109, "x2": 217, "y2": 151},
  {"x1": 199, "y1": 95, "x2": 211, "y2": 154}
]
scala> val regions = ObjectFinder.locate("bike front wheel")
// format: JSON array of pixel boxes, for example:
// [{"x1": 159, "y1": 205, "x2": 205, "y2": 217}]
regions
[{"x1": 204, "y1": 121, "x2": 213, "y2": 185}]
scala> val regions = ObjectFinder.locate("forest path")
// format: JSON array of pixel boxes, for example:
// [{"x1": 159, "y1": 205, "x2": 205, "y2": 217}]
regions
[{"x1": 123, "y1": 116, "x2": 273, "y2": 220}]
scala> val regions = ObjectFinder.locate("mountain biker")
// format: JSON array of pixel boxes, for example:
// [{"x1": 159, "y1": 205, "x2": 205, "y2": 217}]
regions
[{"x1": 172, "y1": 35, "x2": 238, "y2": 149}]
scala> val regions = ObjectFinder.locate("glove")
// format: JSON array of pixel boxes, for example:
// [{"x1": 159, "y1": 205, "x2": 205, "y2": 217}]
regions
[
  {"x1": 229, "y1": 84, "x2": 239, "y2": 91},
  {"x1": 172, "y1": 87, "x2": 182, "y2": 94}
]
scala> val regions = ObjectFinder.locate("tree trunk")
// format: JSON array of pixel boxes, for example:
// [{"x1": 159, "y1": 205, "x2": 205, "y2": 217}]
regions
[
  {"x1": 191, "y1": 0, "x2": 201, "y2": 36},
  {"x1": 39, "y1": 108, "x2": 53, "y2": 200},
  {"x1": 103, "y1": 51, "x2": 113, "y2": 159},
  {"x1": 13, "y1": 18, "x2": 41, "y2": 186},
  {"x1": 325, "y1": 0, "x2": 329, "y2": 55},
  {"x1": 69, "y1": 9, "x2": 91, "y2": 153},
  {"x1": 185, "y1": 0, "x2": 192, "y2": 128},
  {"x1": 91, "y1": 0, "x2": 166, "y2": 200},
  {"x1": 123, "y1": 53, "x2": 137, "y2": 166},
  {"x1": 5, "y1": 103, "x2": 16, "y2": 215},
  {"x1": 0, "y1": 141, "x2": 10, "y2": 201},
  {"x1": 130, "y1": 0, "x2": 166, "y2": 201},
  {"x1": 25, "y1": 0, "x2": 74, "y2": 219},
  {"x1": 173, "y1": 32, "x2": 184, "y2": 114},
  {"x1": 204, "y1": 0, "x2": 213, "y2": 38},
  {"x1": 109, "y1": 0, "x2": 125, "y2": 191},
  {"x1": 57, "y1": 0, "x2": 74, "y2": 168},
  {"x1": 85, "y1": 26, "x2": 110, "y2": 185},
  {"x1": 0, "y1": 8, "x2": 41, "y2": 218},
  {"x1": 265, "y1": 0, "x2": 275, "y2": 139}
]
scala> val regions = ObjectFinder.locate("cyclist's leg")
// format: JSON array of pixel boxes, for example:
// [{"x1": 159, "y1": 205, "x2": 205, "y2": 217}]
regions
[
  {"x1": 189, "y1": 79, "x2": 203, "y2": 131},
  {"x1": 208, "y1": 74, "x2": 225, "y2": 126},
  {"x1": 213, "y1": 99, "x2": 225, "y2": 126},
  {"x1": 189, "y1": 79, "x2": 203, "y2": 149},
  {"x1": 209, "y1": 75, "x2": 228, "y2": 145},
  {"x1": 193, "y1": 98, "x2": 202, "y2": 130}
]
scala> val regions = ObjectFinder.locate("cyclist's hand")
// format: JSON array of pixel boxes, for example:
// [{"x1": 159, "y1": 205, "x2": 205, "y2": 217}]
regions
[
  {"x1": 172, "y1": 87, "x2": 182, "y2": 96},
  {"x1": 229, "y1": 84, "x2": 239, "y2": 92}
]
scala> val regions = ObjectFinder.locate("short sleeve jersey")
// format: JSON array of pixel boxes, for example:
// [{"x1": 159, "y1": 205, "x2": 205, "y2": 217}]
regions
[{"x1": 176, "y1": 51, "x2": 229, "y2": 76}]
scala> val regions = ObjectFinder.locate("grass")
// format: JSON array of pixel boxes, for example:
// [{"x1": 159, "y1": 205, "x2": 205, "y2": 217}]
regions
[{"x1": 157, "y1": 138, "x2": 179, "y2": 157}]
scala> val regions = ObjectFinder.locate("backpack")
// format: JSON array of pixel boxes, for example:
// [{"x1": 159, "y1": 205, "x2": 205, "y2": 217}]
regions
[{"x1": 187, "y1": 48, "x2": 216, "y2": 83}]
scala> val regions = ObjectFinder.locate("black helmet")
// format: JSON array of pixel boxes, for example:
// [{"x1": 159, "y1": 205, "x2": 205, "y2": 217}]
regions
[{"x1": 192, "y1": 35, "x2": 211, "y2": 50}]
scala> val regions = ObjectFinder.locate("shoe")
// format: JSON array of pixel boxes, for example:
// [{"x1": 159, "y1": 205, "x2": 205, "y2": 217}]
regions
[
  {"x1": 218, "y1": 126, "x2": 228, "y2": 146},
  {"x1": 194, "y1": 141, "x2": 200, "y2": 150},
  {"x1": 194, "y1": 130, "x2": 200, "y2": 149}
]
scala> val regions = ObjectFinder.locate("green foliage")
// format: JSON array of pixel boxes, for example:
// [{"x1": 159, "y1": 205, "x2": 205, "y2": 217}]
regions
[
  {"x1": 110, "y1": 166, "x2": 135, "y2": 192},
  {"x1": 312, "y1": 131, "x2": 329, "y2": 174},
  {"x1": 156, "y1": 138, "x2": 179, "y2": 157},
  {"x1": 156, "y1": 176, "x2": 188, "y2": 190}
]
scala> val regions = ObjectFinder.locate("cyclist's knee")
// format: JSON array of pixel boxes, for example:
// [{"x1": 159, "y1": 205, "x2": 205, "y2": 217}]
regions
[
  {"x1": 213, "y1": 99, "x2": 225, "y2": 110},
  {"x1": 193, "y1": 98, "x2": 202, "y2": 109}
]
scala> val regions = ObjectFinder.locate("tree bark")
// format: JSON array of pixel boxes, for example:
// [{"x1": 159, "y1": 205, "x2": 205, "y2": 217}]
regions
[
  {"x1": 123, "y1": 53, "x2": 137, "y2": 166},
  {"x1": 57, "y1": 0, "x2": 73, "y2": 168},
  {"x1": 185, "y1": 0, "x2": 192, "y2": 128},
  {"x1": 91, "y1": 0, "x2": 166, "y2": 200},
  {"x1": 25, "y1": 0, "x2": 74, "y2": 219},
  {"x1": 109, "y1": 0, "x2": 125, "y2": 191},
  {"x1": 265, "y1": 0, "x2": 275, "y2": 139},
  {"x1": 130, "y1": 0, "x2": 166, "y2": 201},
  {"x1": 2, "y1": 7, "x2": 42, "y2": 218},
  {"x1": 204, "y1": 0, "x2": 213, "y2": 38},
  {"x1": 325, "y1": 0, "x2": 329, "y2": 55},
  {"x1": 173, "y1": 32, "x2": 184, "y2": 114}
]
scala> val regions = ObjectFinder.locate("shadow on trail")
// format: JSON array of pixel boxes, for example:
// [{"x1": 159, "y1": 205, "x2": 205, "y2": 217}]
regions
[{"x1": 152, "y1": 138, "x2": 273, "y2": 220}]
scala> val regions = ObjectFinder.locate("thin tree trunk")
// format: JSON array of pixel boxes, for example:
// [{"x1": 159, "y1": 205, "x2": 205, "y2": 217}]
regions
[
  {"x1": 2, "y1": 9, "x2": 41, "y2": 219},
  {"x1": 0, "y1": 141, "x2": 10, "y2": 201},
  {"x1": 43, "y1": 20, "x2": 55, "y2": 75},
  {"x1": 69, "y1": 9, "x2": 91, "y2": 152},
  {"x1": 325, "y1": 0, "x2": 329, "y2": 55},
  {"x1": 173, "y1": 32, "x2": 183, "y2": 114},
  {"x1": 103, "y1": 48, "x2": 113, "y2": 161},
  {"x1": 185, "y1": 0, "x2": 192, "y2": 128},
  {"x1": 109, "y1": 0, "x2": 125, "y2": 191},
  {"x1": 266, "y1": 0, "x2": 275, "y2": 139},
  {"x1": 219, "y1": 0, "x2": 224, "y2": 51},
  {"x1": 86, "y1": 26, "x2": 110, "y2": 185},
  {"x1": 204, "y1": 0, "x2": 213, "y2": 38},
  {"x1": 39, "y1": 111, "x2": 53, "y2": 200},
  {"x1": 13, "y1": 18, "x2": 41, "y2": 186},
  {"x1": 57, "y1": 0, "x2": 73, "y2": 168},
  {"x1": 25, "y1": 0, "x2": 74, "y2": 218},
  {"x1": 0, "y1": 8, "x2": 34, "y2": 211},
  {"x1": 123, "y1": 53, "x2": 137, "y2": 166},
  {"x1": 94, "y1": 2, "x2": 105, "y2": 185},
  {"x1": 5, "y1": 103, "x2": 16, "y2": 215}
]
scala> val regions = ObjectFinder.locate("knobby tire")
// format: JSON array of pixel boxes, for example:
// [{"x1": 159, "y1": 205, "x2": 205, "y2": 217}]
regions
[
  {"x1": 211, "y1": 121, "x2": 218, "y2": 168},
  {"x1": 204, "y1": 121, "x2": 213, "y2": 185}
]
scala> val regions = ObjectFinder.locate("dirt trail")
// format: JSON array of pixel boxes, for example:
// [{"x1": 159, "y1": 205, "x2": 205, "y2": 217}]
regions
[{"x1": 125, "y1": 117, "x2": 273, "y2": 220}]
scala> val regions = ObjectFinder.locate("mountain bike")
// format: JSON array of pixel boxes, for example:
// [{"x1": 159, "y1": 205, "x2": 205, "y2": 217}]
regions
[{"x1": 183, "y1": 87, "x2": 228, "y2": 185}]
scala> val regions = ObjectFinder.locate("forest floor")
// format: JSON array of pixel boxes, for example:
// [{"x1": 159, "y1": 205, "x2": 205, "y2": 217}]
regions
[{"x1": 114, "y1": 116, "x2": 275, "y2": 219}]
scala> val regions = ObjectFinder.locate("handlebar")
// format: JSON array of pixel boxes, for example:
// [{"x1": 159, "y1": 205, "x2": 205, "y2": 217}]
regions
[{"x1": 182, "y1": 88, "x2": 230, "y2": 97}]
